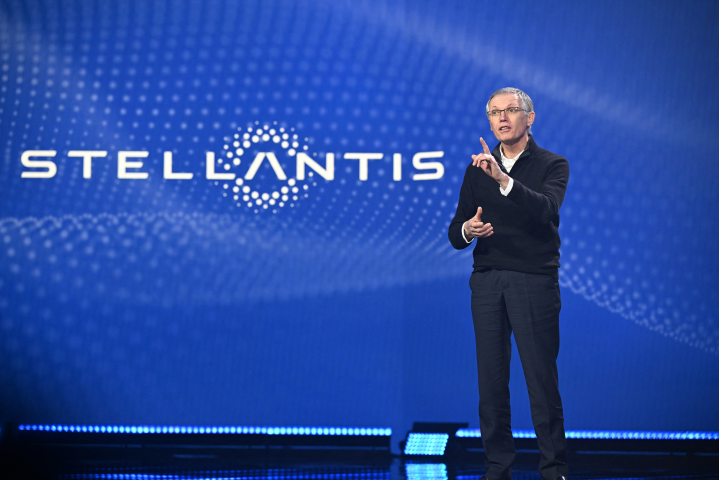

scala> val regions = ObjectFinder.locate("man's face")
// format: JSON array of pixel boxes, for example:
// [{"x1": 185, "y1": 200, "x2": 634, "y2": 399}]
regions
[{"x1": 488, "y1": 93, "x2": 535, "y2": 146}]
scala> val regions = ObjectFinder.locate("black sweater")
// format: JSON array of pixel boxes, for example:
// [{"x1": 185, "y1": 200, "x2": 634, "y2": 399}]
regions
[{"x1": 448, "y1": 136, "x2": 569, "y2": 278}]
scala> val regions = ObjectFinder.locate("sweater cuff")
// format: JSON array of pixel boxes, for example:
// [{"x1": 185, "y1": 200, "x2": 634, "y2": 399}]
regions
[{"x1": 499, "y1": 177, "x2": 514, "y2": 196}]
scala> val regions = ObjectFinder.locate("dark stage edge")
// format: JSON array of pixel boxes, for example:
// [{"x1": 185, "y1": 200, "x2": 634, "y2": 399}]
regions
[{"x1": 2, "y1": 446, "x2": 719, "y2": 480}]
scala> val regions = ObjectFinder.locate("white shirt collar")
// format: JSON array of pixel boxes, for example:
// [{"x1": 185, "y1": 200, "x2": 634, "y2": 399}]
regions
[{"x1": 500, "y1": 145, "x2": 525, "y2": 173}]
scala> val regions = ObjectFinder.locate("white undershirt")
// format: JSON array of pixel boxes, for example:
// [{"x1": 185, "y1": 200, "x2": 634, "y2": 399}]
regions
[{"x1": 461, "y1": 145, "x2": 525, "y2": 243}]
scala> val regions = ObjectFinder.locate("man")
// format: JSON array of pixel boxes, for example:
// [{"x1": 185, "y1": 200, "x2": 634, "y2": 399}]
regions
[{"x1": 448, "y1": 87, "x2": 570, "y2": 480}]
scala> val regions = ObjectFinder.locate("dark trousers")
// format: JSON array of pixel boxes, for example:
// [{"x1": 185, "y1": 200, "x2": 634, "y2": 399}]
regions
[{"x1": 470, "y1": 269, "x2": 568, "y2": 480}]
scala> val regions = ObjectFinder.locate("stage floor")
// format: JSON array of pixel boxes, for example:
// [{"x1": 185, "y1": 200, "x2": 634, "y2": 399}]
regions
[{"x1": 3, "y1": 449, "x2": 719, "y2": 480}]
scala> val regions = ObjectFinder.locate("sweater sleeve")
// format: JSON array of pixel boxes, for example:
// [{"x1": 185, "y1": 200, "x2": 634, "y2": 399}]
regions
[
  {"x1": 506, "y1": 157, "x2": 569, "y2": 225},
  {"x1": 448, "y1": 169, "x2": 476, "y2": 250}
]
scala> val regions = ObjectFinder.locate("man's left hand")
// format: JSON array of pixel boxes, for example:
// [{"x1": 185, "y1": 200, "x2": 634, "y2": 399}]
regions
[{"x1": 472, "y1": 137, "x2": 510, "y2": 190}]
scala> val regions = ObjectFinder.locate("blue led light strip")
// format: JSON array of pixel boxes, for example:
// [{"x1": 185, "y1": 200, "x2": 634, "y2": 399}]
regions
[
  {"x1": 17, "y1": 424, "x2": 392, "y2": 436},
  {"x1": 61, "y1": 472, "x2": 390, "y2": 480},
  {"x1": 403, "y1": 433, "x2": 449, "y2": 455},
  {"x1": 455, "y1": 429, "x2": 719, "y2": 440}
]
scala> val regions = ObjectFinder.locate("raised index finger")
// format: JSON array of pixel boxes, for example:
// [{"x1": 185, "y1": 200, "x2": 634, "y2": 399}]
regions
[{"x1": 480, "y1": 137, "x2": 491, "y2": 155}]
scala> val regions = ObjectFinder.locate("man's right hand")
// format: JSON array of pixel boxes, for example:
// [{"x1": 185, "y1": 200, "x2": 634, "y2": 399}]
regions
[{"x1": 464, "y1": 207, "x2": 493, "y2": 240}]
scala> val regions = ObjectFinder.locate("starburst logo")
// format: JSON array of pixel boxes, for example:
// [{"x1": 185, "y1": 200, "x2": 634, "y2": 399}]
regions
[{"x1": 212, "y1": 122, "x2": 316, "y2": 213}]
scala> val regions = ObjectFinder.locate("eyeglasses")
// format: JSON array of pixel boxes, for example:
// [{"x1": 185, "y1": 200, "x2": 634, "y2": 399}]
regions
[{"x1": 487, "y1": 107, "x2": 526, "y2": 117}]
